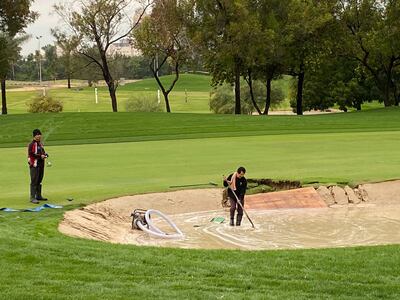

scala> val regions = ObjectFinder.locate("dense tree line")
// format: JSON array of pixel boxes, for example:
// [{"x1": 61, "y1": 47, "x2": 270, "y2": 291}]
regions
[
  {"x1": 10, "y1": 50, "x2": 168, "y2": 83},
  {"x1": 132, "y1": 0, "x2": 400, "y2": 114},
  {"x1": 2, "y1": 0, "x2": 400, "y2": 113},
  {"x1": 185, "y1": 0, "x2": 400, "y2": 114}
]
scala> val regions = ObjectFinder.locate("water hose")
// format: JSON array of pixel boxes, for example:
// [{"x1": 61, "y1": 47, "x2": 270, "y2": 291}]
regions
[{"x1": 134, "y1": 209, "x2": 184, "y2": 239}]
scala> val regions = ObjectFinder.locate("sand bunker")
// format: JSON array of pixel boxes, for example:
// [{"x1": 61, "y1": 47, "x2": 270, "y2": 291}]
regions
[{"x1": 59, "y1": 181, "x2": 400, "y2": 250}]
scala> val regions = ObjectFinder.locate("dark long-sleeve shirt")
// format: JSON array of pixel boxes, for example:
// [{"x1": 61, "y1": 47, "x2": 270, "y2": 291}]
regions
[{"x1": 223, "y1": 173, "x2": 247, "y2": 200}]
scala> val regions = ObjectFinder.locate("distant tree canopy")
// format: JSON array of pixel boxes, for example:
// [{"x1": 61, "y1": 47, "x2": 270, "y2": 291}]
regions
[
  {"x1": 186, "y1": 0, "x2": 400, "y2": 114},
  {"x1": 133, "y1": 0, "x2": 193, "y2": 112},
  {"x1": 0, "y1": 0, "x2": 36, "y2": 114},
  {"x1": 54, "y1": 0, "x2": 151, "y2": 112},
  {"x1": 8, "y1": 0, "x2": 400, "y2": 114}
]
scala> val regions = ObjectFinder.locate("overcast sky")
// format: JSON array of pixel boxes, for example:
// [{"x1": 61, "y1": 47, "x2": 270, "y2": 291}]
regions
[{"x1": 21, "y1": 0, "x2": 60, "y2": 56}]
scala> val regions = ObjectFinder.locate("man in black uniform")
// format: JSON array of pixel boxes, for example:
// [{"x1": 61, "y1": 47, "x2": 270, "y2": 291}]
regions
[
  {"x1": 223, "y1": 167, "x2": 247, "y2": 226},
  {"x1": 28, "y1": 129, "x2": 48, "y2": 204}
]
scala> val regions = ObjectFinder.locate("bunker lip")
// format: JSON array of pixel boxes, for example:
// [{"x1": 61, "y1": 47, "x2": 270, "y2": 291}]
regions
[{"x1": 58, "y1": 181, "x2": 400, "y2": 250}]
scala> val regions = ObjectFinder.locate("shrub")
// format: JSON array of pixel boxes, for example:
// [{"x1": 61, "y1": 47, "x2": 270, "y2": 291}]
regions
[
  {"x1": 209, "y1": 81, "x2": 285, "y2": 115},
  {"x1": 27, "y1": 94, "x2": 63, "y2": 113},
  {"x1": 242, "y1": 80, "x2": 285, "y2": 111},
  {"x1": 209, "y1": 84, "x2": 254, "y2": 114},
  {"x1": 125, "y1": 94, "x2": 163, "y2": 112}
]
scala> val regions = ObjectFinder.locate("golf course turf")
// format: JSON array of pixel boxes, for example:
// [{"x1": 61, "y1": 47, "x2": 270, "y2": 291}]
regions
[{"x1": 0, "y1": 107, "x2": 399, "y2": 299}]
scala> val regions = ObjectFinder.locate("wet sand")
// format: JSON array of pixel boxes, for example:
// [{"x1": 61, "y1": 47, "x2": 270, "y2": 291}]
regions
[{"x1": 59, "y1": 183, "x2": 400, "y2": 250}]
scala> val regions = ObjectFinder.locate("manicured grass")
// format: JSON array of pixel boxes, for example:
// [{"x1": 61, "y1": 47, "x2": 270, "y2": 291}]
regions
[
  {"x1": 5, "y1": 74, "x2": 298, "y2": 114},
  {"x1": 5, "y1": 74, "x2": 214, "y2": 114},
  {"x1": 1, "y1": 108, "x2": 400, "y2": 298},
  {"x1": 1, "y1": 107, "x2": 400, "y2": 148},
  {"x1": 117, "y1": 73, "x2": 213, "y2": 92},
  {"x1": 6, "y1": 86, "x2": 212, "y2": 114},
  {"x1": 2, "y1": 130, "x2": 400, "y2": 209}
]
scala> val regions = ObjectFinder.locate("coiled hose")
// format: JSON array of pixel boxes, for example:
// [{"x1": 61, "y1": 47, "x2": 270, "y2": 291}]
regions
[{"x1": 135, "y1": 209, "x2": 184, "y2": 239}]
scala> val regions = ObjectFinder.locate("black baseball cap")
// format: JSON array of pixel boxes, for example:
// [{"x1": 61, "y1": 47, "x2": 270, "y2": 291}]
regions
[{"x1": 32, "y1": 129, "x2": 42, "y2": 136}]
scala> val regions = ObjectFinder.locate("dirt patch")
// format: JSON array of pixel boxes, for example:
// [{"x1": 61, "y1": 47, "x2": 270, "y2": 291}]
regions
[
  {"x1": 59, "y1": 181, "x2": 400, "y2": 250},
  {"x1": 247, "y1": 178, "x2": 301, "y2": 194}
]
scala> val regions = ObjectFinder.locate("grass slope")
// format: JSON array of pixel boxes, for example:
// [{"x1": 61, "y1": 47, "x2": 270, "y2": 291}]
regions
[
  {"x1": 5, "y1": 74, "x2": 214, "y2": 114},
  {"x1": 1, "y1": 107, "x2": 399, "y2": 148},
  {"x1": 118, "y1": 73, "x2": 213, "y2": 92},
  {"x1": 5, "y1": 74, "x2": 301, "y2": 114}
]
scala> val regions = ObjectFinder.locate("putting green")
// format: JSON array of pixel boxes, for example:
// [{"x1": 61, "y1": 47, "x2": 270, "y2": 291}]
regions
[{"x1": 1, "y1": 130, "x2": 399, "y2": 208}]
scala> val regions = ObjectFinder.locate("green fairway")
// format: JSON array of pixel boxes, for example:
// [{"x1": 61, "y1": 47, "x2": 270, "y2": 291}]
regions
[
  {"x1": 2, "y1": 130, "x2": 400, "y2": 209},
  {"x1": 1, "y1": 108, "x2": 400, "y2": 298},
  {"x1": 1, "y1": 107, "x2": 400, "y2": 148},
  {"x1": 6, "y1": 74, "x2": 215, "y2": 114},
  {"x1": 6, "y1": 74, "x2": 385, "y2": 114},
  {"x1": 5, "y1": 74, "x2": 306, "y2": 114}
]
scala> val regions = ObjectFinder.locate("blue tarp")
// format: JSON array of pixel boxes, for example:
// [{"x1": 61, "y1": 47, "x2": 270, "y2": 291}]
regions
[{"x1": 0, "y1": 203, "x2": 63, "y2": 212}]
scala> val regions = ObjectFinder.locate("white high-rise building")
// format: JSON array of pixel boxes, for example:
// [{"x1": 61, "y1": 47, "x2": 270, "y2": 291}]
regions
[{"x1": 108, "y1": 39, "x2": 141, "y2": 57}]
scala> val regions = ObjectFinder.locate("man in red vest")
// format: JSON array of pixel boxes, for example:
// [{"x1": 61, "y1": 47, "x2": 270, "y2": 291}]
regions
[{"x1": 28, "y1": 129, "x2": 48, "y2": 204}]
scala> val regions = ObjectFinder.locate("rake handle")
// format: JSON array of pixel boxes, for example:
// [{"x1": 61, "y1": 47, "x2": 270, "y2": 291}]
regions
[{"x1": 225, "y1": 180, "x2": 255, "y2": 228}]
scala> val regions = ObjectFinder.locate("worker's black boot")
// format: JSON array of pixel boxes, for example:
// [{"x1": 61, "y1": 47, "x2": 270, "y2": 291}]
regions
[
  {"x1": 229, "y1": 219, "x2": 234, "y2": 226},
  {"x1": 30, "y1": 198, "x2": 39, "y2": 204},
  {"x1": 36, "y1": 185, "x2": 47, "y2": 201},
  {"x1": 236, "y1": 215, "x2": 242, "y2": 226},
  {"x1": 30, "y1": 185, "x2": 39, "y2": 204}
]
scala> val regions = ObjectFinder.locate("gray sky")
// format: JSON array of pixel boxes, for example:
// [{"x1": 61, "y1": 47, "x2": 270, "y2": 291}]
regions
[{"x1": 21, "y1": 0, "x2": 60, "y2": 56}]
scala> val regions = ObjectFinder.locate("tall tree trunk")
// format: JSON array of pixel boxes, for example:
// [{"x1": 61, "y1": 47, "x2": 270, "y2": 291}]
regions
[
  {"x1": 296, "y1": 71, "x2": 305, "y2": 115},
  {"x1": 1, "y1": 78, "x2": 7, "y2": 115},
  {"x1": 392, "y1": 83, "x2": 399, "y2": 106},
  {"x1": 383, "y1": 59, "x2": 395, "y2": 107},
  {"x1": 162, "y1": 91, "x2": 171, "y2": 112},
  {"x1": 108, "y1": 82, "x2": 118, "y2": 112},
  {"x1": 246, "y1": 70, "x2": 262, "y2": 115},
  {"x1": 264, "y1": 78, "x2": 272, "y2": 115},
  {"x1": 383, "y1": 83, "x2": 392, "y2": 107},
  {"x1": 67, "y1": 75, "x2": 71, "y2": 89},
  {"x1": 234, "y1": 60, "x2": 241, "y2": 114},
  {"x1": 100, "y1": 51, "x2": 118, "y2": 112},
  {"x1": 151, "y1": 58, "x2": 180, "y2": 113},
  {"x1": 103, "y1": 74, "x2": 117, "y2": 112}
]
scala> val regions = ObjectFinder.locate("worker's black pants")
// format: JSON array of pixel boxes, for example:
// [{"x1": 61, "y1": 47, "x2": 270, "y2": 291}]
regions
[
  {"x1": 229, "y1": 196, "x2": 244, "y2": 224},
  {"x1": 30, "y1": 165, "x2": 44, "y2": 199}
]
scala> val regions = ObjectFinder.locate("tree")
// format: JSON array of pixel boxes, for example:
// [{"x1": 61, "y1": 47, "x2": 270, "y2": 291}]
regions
[
  {"x1": 42, "y1": 44, "x2": 59, "y2": 81},
  {"x1": 55, "y1": 0, "x2": 151, "y2": 112},
  {"x1": 13, "y1": 53, "x2": 37, "y2": 81},
  {"x1": 52, "y1": 30, "x2": 80, "y2": 88},
  {"x1": 0, "y1": 0, "x2": 36, "y2": 115},
  {"x1": 285, "y1": 0, "x2": 334, "y2": 115},
  {"x1": 337, "y1": 0, "x2": 400, "y2": 107},
  {"x1": 0, "y1": 0, "x2": 37, "y2": 36},
  {"x1": 133, "y1": 0, "x2": 192, "y2": 112},
  {"x1": 245, "y1": 0, "x2": 289, "y2": 115},
  {"x1": 295, "y1": 53, "x2": 378, "y2": 112},
  {"x1": 209, "y1": 81, "x2": 284, "y2": 114},
  {"x1": 190, "y1": 0, "x2": 253, "y2": 114}
]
